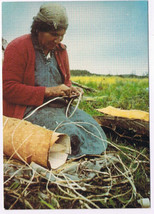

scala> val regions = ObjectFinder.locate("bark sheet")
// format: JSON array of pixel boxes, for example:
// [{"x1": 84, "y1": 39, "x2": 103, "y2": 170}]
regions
[
  {"x1": 3, "y1": 116, "x2": 71, "y2": 169},
  {"x1": 97, "y1": 106, "x2": 149, "y2": 121}
]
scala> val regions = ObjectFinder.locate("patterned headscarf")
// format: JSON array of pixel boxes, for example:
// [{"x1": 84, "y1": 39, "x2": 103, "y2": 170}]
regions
[{"x1": 33, "y1": 3, "x2": 68, "y2": 30}]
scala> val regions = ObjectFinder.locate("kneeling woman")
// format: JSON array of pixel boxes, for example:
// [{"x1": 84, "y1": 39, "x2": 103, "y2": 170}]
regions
[{"x1": 3, "y1": 3, "x2": 107, "y2": 158}]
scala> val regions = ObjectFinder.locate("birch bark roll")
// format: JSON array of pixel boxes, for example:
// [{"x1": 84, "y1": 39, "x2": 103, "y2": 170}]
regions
[{"x1": 3, "y1": 116, "x2": 71, "y2": 169}]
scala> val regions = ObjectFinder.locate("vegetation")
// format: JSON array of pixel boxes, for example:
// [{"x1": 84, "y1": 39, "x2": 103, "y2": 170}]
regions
[
  {"x1": 70, "y1": 69, "x2": 93, "y2": 76},
  {"x1": 71, "y1": 75, "x2": 149, "y2": 116},
  {"x1": 4, "y1": 74, "x2": 150, "y2": 209},
  {"x1": 70, "y1": 69, "x2": 148, "y2": 78}
]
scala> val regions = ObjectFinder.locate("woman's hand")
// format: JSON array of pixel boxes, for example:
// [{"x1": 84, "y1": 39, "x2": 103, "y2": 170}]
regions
[
  {"x1": 45, "y1": 85, "x2": 84, "y2": 98},
  {"x1": 70, "y1": 86, "x2": 84, "y2": 97},
  {"x1": 45, "y1": 84, "x2": 71, "y2": 98}
]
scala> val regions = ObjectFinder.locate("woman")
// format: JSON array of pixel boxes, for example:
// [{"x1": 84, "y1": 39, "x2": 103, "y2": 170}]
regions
[{"x1": 3, "y1": 3, "x2": 107, "y2": 158}]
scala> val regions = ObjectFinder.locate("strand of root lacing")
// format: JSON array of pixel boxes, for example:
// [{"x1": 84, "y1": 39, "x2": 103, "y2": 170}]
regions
[{"x1": 3, "y1": 92, "x2": 149, "y2": 209}]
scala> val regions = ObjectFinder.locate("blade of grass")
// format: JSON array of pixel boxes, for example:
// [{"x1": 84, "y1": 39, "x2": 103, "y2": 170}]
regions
[{"x1": 39, "y1": 197, "x2": 55, "y2": 209}]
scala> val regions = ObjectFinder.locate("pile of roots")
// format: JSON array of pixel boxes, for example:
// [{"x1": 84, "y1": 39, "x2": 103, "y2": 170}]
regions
[{"x1": 4, "y1": 140, "x2": 150, "y2": 209}]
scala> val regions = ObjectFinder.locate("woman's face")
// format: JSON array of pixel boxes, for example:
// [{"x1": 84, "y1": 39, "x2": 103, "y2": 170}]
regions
[{"x1": 38, "y1": 28, "x2": 66, "y2": 51}]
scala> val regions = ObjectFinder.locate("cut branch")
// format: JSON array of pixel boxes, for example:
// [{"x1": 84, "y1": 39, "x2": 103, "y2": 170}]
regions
[{"x1": 71, "y1": 81, "x2": 97, "y2": 92}]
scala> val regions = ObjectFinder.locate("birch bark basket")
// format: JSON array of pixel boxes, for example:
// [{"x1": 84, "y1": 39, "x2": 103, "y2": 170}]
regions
[{"x1": 3, "y1": 116, "x2": 71, "y2": 169}]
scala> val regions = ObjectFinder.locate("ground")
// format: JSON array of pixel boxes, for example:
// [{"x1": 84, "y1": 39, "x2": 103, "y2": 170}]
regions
[{"x1": 4, "y1": 75, "x2": 150, "y2": 209}]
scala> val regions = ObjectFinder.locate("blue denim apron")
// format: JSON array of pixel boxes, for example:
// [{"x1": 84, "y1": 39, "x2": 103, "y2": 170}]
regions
[{"x1": 24, "y1": 47, "x2": 107, "y2": 158}]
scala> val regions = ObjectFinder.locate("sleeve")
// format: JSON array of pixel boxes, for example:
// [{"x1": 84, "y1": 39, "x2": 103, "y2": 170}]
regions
[
  {"x1": 3, "y1": 43, "x2": 45, "y2": 106},
  {"x1": 63, "y1": 49, "x2": 72, "y2": 87}
]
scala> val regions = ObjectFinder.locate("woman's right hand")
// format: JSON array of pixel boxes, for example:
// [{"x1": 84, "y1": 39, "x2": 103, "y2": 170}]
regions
[{"x1": 45, "y1": 84, "x2": 71, "y2": 98}]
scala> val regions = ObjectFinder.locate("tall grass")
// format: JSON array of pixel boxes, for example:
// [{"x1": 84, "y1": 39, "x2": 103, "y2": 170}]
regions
[{"x1": 71, "y1": 76, "x2": 149, "y2": 116}]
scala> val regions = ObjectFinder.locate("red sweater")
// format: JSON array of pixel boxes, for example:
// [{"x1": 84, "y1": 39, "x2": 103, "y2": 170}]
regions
[{"x1": 3, "y1": 34, "x2": 72, "y2": 119}]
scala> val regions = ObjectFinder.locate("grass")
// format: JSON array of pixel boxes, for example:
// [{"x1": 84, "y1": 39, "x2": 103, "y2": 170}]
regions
[
  {"x1": 4, "y1": 145, "x2": 150, "y2": 209},
  {"x1": 71, "y1": 75, "x2": 149, "y2": 116},
  {"x1": 4, "y1": 75, "x2": 150, "y2": 209}
]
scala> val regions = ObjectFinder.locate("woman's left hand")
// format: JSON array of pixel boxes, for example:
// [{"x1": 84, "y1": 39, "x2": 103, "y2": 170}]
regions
[{"x1": 70, "y1": 86, "x2": 84, "y2": 97}]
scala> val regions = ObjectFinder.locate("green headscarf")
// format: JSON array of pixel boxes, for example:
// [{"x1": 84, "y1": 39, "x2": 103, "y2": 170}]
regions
[{"x1": 34, "y1": 3, "x2": 68, "y2": 30}]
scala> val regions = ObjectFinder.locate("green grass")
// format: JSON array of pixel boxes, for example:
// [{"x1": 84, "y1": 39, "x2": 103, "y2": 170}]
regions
[{"x1": 71, "y1": 76, "x2": 149, "y2": 116}]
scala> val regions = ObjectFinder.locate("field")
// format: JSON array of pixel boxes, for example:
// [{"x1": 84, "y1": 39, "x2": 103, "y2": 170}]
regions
[
  {"x1": 4, "y1": 75, "x2": 150, "y2": 209},
  {"x1": 71, "y1": 75, "x2": 149, "y2": 116}
]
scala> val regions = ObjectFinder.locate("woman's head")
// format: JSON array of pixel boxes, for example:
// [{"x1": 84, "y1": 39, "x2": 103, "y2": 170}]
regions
[
  {"x1": 31, "y1": 3, "x2": 68, "y2": 51},
  {"x1": 31, "y1": 3, "x2": 68, "y2": 36}
]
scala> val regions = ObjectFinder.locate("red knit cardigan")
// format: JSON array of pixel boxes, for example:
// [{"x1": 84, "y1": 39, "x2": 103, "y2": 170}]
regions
[{"x1": 3, "y1": 34, "x2": 72, "y2": 119}]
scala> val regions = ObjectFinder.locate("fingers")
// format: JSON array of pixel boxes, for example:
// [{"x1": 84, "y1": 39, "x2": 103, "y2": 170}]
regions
[
  {"x1": 45, "y1": 85, "x2": 83, "y2": 98},
  {"x1": 76, "y1": 87, "x2": 84, "y2": 95},
  {"x1": 70, "y1": 86, "x2": 84, "y2": 97},
  {"x1": 60, "y1": 84, "x2": 71, "y2": 97},
  {"x1": 63, "y1": 88, "x2": 71, "y2": 97},
  {"x1": 60, "y1": 91, "x2": 66, "y2": 97}
]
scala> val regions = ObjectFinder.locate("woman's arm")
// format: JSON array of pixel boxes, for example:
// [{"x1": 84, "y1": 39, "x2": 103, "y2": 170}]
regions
[{"x1": 3, "y1": 42, "x2": 45, "y2": 106}]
